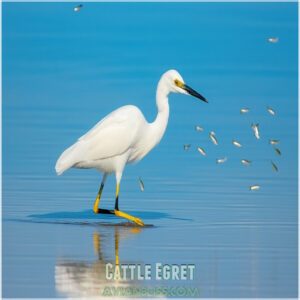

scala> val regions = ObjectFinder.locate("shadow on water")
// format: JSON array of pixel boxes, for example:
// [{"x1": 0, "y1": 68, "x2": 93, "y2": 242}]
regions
[
  {"x1": 5, "y1": 208, "x2": 193, "y2": 228},
  {"x1": 29, "y1": 209, "x2": 169, "y2": 220},
  {"x1": 55, "y1": 226, "x2": 147, "y2": 298},
  {"x1": 21, "y1": 209, "x2": 193, "y2": 226},
  {"x1": 4, "y1": 209, "x2": 192, "y2": 229}
]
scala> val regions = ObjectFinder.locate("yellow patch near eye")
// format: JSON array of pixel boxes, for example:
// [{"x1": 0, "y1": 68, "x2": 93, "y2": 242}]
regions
[{"x1": 174, "y1": 79, "x2": 184, "y2": 88}]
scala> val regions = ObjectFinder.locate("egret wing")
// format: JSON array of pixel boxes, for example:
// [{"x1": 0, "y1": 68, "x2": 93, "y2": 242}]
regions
[{"x1": 75, "y1": 105, "x2": 143, "y2": 161}]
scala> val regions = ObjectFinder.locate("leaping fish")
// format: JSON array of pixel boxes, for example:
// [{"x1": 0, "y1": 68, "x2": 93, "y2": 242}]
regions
[
  {"x1": 240, "y1": 108, "x2": 250, "y2": 114},
  {"x1": 232, "y1": 140, "x2": 242, "y2": 148},
  {"x1": 271, "y1": 161, "x2": 278, "y2": 172},
  {"x1": 209, "y1": 131, "x2": 218, "y2": 145},
  {"x1": 249, "y1": 185, "x2": 260, "y2": 191},
  {"x1": 183, "y1": 144, "x2": 191, "y2": 151},
  {"x1": 267, "y1": 106, "x2": 276, "y2": 116},
  {"x1": 268, "y1": 37, "x2": 279, "y2": 43},
  {"x1": 138, "y1": 177, "x2": 145, "y2": 192},
  {"x1": 216, "y1": 157, "x2": 227, "y2": 164},
  {"x1": 197, "y1": 147, "x2": 206, "y2": 156},
  {"x1": 241, "y1": 159, "x2": 251, "y2": 166},
  {"x1": 274, "y1": 147, "x2": 281, "y2": 156},
  {"x1": 195, "y1": 125, "x2": 204, "y2": 132},
  {"x1": 74, "y1": 4, "x2": 83, "y2": 12},
  {"x1": 251, "y1": 123, "x2": 260, "y2": 139},
  {"x1": 269, "y1": 139, "x2": 280, "y2": 145}
]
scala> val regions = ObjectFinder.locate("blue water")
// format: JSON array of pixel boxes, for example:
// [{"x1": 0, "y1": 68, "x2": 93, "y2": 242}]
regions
[{"x1": 2, "y1": 2, "x2": 298, "y2": 298}]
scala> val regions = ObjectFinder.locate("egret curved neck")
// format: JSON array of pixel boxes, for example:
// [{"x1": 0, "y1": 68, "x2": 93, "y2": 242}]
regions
[
  {"x1": 150, "y1": 83, "x2": 170, "y2": 145},
  {"x1": 156, "y1": 81, "x2": 170, "y2": 113}
]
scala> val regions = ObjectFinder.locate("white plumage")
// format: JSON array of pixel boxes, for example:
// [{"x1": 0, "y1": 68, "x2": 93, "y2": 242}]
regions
[
  {"x1": 56, "y1": 106, "x2": 145, "y2": 174},
  {"x1": 55, "y1": 69, "x2": 207, "y2": 225}
]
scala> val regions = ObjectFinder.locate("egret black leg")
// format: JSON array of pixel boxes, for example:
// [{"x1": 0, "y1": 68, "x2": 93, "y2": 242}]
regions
[
  {"x1": 113, "y1": 182, "x2": 144, "y2": 226},
  {"x1": 93, "y1": 173, "x2": 108, "y2": 214},
  {"x1": 114, "y1": 183, "x2": 120, "y2": 210}
]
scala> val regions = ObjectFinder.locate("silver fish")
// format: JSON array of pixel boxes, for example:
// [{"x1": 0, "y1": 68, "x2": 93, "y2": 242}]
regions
[
  {"x1": 274, "y1": 147, "x2": 281, "y2": 156},
  {"x1": 195, "y1": 125, "x2": 204, "y2": 132},
  {"x1": 74, "y1": 4, "x2": 83, "y2": 12},
  {"x1": 251, "y1": 123, "x2": 260, "y2": 139},
  {"x1": 268, "y1": 37, "x2": 279, "y2": 43},
  {"x1": 241, "y1": 159, "x2": 251, "y2": 166},
  {"x1": 216, "y1": 157, "x2": 227, "y2": 164},
  {"x1": 209, "y1": 131, "x2": 218, "y2": 145},
  {"x1": 269, "y1": 139, "x2": 280, "y2": 145},
  {"x1": 197, "y1": 147, "x2": 206, "y2": 156},
  {"x1": 183, "y1": 144, "x2": 191, "y2": 151},
  {"x1": 232, "y1": 140, "x2": 242, "y2": 147},
  {"x1": 271, "y1": 161, "x2": 278, "y2": 172},
  {"x1": 249, "y1": 185, "x2": 260, "y2": 191},
  {"x1": 240, "y1": 108, "x2": 250, "y2": 114},
  {"x1": 267, "y1": 106, "x2": 276, "y2": 116},
  {"x1": 138, "y1": 177, "x2": 144, "y2": 192}
]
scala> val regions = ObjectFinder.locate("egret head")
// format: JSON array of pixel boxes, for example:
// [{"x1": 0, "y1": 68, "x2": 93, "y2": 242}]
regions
[{"x1": 160, "y1": 69, "x2": 208, "y2": 103}]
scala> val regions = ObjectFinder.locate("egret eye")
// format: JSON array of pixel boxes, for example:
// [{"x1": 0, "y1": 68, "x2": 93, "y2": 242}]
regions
[{"x1": 174, "y1": 79, "x2": 183, "y2": 88}]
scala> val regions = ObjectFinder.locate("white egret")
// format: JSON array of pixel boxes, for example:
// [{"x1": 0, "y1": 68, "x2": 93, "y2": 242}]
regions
[{"x1": 55, "y1": 70, "x2": 208, "y2": 226}]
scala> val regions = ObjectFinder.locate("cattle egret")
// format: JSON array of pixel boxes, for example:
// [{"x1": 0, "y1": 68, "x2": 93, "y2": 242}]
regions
[{"x1": 55, "y1": 70, "x2": 207, "y2": 226}]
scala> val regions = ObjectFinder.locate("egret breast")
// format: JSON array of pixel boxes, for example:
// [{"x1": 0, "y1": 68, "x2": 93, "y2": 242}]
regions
[{"x1": 74, "y1": 149, "x2": 132, "y2": 174}]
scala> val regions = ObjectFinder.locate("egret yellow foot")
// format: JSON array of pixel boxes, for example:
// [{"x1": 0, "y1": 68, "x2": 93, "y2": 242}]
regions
[
  {"x1": 93, "y1": 196, "x2": 100, "y2": 214},
  {"x1": 114, "y1": 210, "x2": 144, "y2": 226}
]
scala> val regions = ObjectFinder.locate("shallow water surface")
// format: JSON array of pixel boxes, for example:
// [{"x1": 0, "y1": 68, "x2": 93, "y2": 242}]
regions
[{"x1": 3, "y1": 2, "x2": 298, "y2": 298}]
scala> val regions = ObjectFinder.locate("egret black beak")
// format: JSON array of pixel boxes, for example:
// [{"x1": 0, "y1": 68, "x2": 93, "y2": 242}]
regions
[{"x1": 182, "y1": 84, "x2": 208, "y2": 103}]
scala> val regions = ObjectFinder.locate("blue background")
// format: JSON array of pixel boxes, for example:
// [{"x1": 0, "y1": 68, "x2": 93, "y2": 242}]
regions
[{"x1": 2, "y1": 2, "x2": 298, "y2": 298}]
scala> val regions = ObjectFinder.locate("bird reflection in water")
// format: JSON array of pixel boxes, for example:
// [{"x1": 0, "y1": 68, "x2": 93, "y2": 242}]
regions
[{"x1": 55, "y1": 225, "x2": 142, "y2": 298}]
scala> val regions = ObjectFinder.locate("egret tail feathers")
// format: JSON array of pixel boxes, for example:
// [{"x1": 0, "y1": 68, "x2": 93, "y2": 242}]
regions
[{"x1": 55, "y1": 142, "x2": 84, "y2": 175}]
